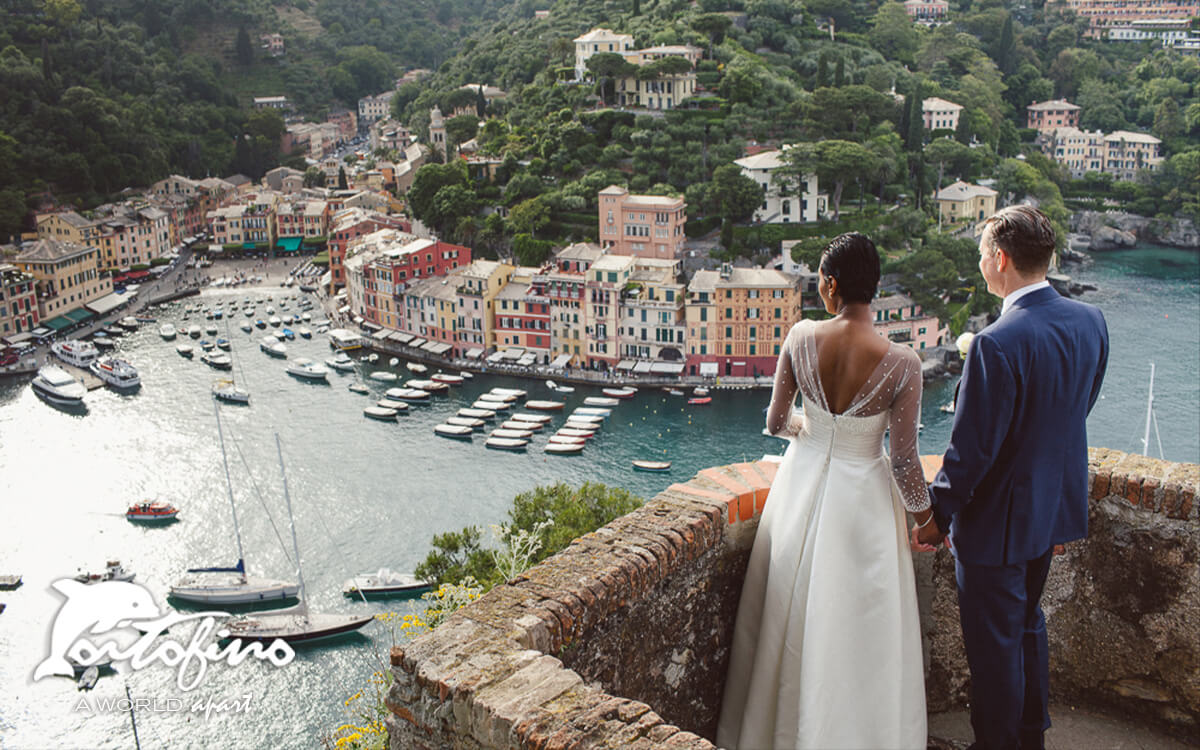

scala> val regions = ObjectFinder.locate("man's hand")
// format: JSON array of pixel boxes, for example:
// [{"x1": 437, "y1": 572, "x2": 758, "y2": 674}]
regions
[{"x1": 911, "y1": 516, "x2": 945, "y2": 552}]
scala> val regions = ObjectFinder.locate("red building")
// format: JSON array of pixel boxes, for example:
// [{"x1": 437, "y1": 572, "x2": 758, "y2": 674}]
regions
[
  {"x1": 1, "y1": 264, "x2": 39, "y2": 337},
  {"x1": 493, "y1": 275, "x2": 553, "y2": 363},
  {"x1": 327, "y1": 209, "x2": 410, "y2": 292}
]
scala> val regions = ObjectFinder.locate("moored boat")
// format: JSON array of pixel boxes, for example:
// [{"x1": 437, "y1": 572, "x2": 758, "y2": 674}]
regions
[
  {"x1": 364, "y1": 406, "x2": 398, "y2": 421},
  {"x1": 126, "y1": 501, "x2": 180, "y2": 522},
  {"x1": 485, "y1": 437, "x2": 528, "y2": 451},
  {"x1": 212, "y1": 379, "x2": 250, "y2": 403},
  {"x1": 490, "y1": 387, "x2": 527, "y2": 399},
  {"x1": 687, "y1": 396, "x2": 712, "y2": 405},
  {"x1": 51, "y1": 340, "x2": 100, "y2": 368},
  {"x1": 457, "y1": 407, "x2": 496, "y2": 420},
  {"x1": 298, "y1": 327, "x2": 312, "y2": 339},
  {"x1": 430, "y1": 373, "x2": 464, "y2": 385},
  {"x1": 525, "y1": 399, "x2": 565, "y2": 411},
  {"x1": 90, "y1": 357, "x2": 141, "y2": 389},
  {"x1": 501, "y1": 419, "x2": 542, "y2": 432},
  {"x1": 368, "y1": 371, "x2": 397, "y2": 382},
  {"x1": 188, "y1": 325, "x2": 203, "y2": 338},
  {"x1": 477, "y1": 391, "x2": 517, "y2": 403},
  {"x1": 434, "y1": 424, "x2": 474, "y2": 439},
  {"x1": 406, "y1": 362, "x2": 428, "y2": 374},
  {"x1": 546, "y1": 434, "x2": 586, "y2": 445},
  {"x1": 385, "y1": 387, "x2": 430, "y2": 401},
  {"x1": 572, "y1": 407, "x2": 612, "y2": 418},
  {"x1": 446, "y1": 416, "x2": 485, "y2": 430},
  {"x1": 545, "y1": 442, "x2": 584, "y2": 455},
  {"x1": 286, "y1": 358, "x2": 329, "y2": 382},
  {"x1": 556, "y1": 427, "x2": 595, "y2": 439},
  {"x1": 602, "y1": 387, "x2": 637, "y2": 399},
  {"x1": 159, "y1": 323, "x2": 177, "y2": 340},
  {"x1": 326, "y1": 352, "x2": 356, "y2": 372},
  {"x1": 201, "y1": 352, "x2": 233, "y2": 370},
  {"x1": 693, "y1": 386, "x2": 709, "y2": 396},
  {"x1": 176, "y1": 344, "x2": 194, "y2": 358},
  {"x1": 31, "y1": 365, "x2": 86, "y2": 406},
  {"x1": 490, "y1": 427, "x2": 533, "y2": 439},
  {"x1": 348, "y1": 382, "x2": 370, "y2": 394},
  {"x1": 342, "y1": 569, "x2": 431, "y2": 597},
  {"x1": 584, "y1": 396, "x2": 619, "y2": 407},
  {"x1": 406, "y1": 379, "x2": 449, "y2": 394},
  {"x1": 118, "y1": 317, "x2": 139, "y2": 331},
  {"x1": 375, "y1": 398, "x2": 409, "y2": 412},
  {"x1": 632, "y1": 460, "x2": 672, "y2": 472},
  {"x1": 564, "y1": 419, "x2": 602, "y2": 431},
  {"x1": 510, "y1": 413, "x2": 552, "y2": 425},
  {"x1": 472, "y1": 399, "x2": 510, "y2": 411},
  {"x1": 260, "y1": 338, "x2": 287, "y2": 357},
  {"x1": 74, "y1": 560, "x2": 135, "y2": 584}
]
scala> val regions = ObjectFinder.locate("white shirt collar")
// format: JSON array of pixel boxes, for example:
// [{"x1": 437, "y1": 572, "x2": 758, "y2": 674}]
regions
[{"x1": 1001, "y1": 280, "x2": 1051, "y2": 316}]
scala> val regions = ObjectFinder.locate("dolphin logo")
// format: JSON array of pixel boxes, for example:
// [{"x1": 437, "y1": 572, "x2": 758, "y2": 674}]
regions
[{"x1": 34, "y1": 579, "x2": 161, "y2": 681}]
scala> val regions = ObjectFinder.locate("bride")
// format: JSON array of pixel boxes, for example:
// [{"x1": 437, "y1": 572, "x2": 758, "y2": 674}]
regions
[{"x1": 717, "y1": 232, "x2": 932, "y2": 749}]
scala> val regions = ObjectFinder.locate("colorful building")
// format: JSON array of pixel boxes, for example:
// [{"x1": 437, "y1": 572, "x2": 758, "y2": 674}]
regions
[
  {"x1": 935, "y1": 180, "x2": 998, "y2": 226},
  {"x1": 0, "y1": 263, "x2": 39, "y2": 337},
  {"x1": 685, "y1": 266, "x2": 801, "y2": 378},
  {"x1": 14, "y1": 239, "x2": 112, "y2": 325},
  {"x1": 1104, "y1": 130, "x2": 1164, "y2": 181},
  {"x1": 618, "y1": 257, "x2": 686, "y2": 363},
  {"x1": 573, "y1": 28, "x2": 635, "y2": 80},
  {"x1": 872, "y1": 293, "x2": 947, "y2": 351},
  {"x1": 923, "y1": 97, "x2": 963, "y2": 132},
  {"x1": 534, "y1": 242, "x2": 603, "y2": 367},
  {"x1": 1057, "y1": 0, "x2": 1200, "y2": 38},
  {"x1": 584, "y1": 253, "x2": 637, "y2": 368},
  {"x1": 1026, "y1": 99, "x2": 1081, "y2": 132},
  {"x1": 454, "y1": 259, "x2": 515, "y2": 356},
  {"x1": 734, "y1": 148, "x2": 825, "y2": 224},
  {"x1": 1046, "y1": 127, "x2": 1107, "y2": 178},
  {"x1": 597, "y1": 185, "x2": 686, "y2": 260},
  {"x1": 903, "y1": 0, "x2": 949, "y2": 20},
  {"x1": 493, "y1": 268, "x2": 552, "y2": 363},
  {"x1": 326, "y1": 209, "x2": 411, "y2": 292}
]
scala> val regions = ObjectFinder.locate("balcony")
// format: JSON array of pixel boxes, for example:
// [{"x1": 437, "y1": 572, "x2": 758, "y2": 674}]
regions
[{"x1": 386, "y1": 448, "x2": 1200, "y2": 747}]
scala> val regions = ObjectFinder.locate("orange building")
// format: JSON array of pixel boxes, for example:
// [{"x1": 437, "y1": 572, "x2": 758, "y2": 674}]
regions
[
  {"x1": 685, "y1": 265, "x2": 801, "y2": 378},
  {"x1": 597, "y1": 186, "x2": 686, "y2": 260}
]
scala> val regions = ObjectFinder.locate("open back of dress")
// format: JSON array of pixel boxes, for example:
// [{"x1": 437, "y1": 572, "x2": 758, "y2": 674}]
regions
[{"x1": 717, "y1": 320, "x2": 928, "y2": 750}]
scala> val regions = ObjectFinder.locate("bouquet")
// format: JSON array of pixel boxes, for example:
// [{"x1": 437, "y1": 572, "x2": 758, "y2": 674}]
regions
[{"x1": 955, "y1": 332, "x2": 975, "y2": 359}]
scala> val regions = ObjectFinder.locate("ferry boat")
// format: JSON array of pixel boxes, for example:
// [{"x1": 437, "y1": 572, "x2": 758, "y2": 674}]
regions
[
  {"x1": 126, "y1": 501, "x2": 180, "y2": 522},
  {"x1": 50, "y1": 340, "x2": 100, "y2": 368},
  {"x1": 328, "y1": 328, "x2": 362, "y2": 351},
  {"x1": 89, "y1": 357, "x2": 141, "y2": 389},
  {"x1": 31, "y1": 365, "x2": 86, "y2": 406}
]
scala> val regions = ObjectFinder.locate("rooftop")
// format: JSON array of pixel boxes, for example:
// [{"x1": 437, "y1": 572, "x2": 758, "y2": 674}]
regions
[
  {"x1": 16, "y1": 238, "x2": 96, "y2": 263},
  {"x1": 1027, "y1": 99, "x2": 1080, "y2": 112},
  {"x1": 923, "y1": 96, "x2": 963, "y2": 112},
  {"x1": 936, "y1": 180, "x2": 998, "y2": 202}
]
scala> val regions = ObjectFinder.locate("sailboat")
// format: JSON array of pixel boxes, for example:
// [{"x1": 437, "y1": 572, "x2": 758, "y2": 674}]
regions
[
  {"x1": 223, "y1": 435, "x2": 373, "y2": 644},
  {"x1": 212, "y1": 318, "x2": 250, "y2": 403},
  {"x1": 169, "y1": 404, "x2": 299, "y2": 605}
]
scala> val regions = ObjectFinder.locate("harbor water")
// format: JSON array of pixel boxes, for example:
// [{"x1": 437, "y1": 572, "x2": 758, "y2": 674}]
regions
[{"x1": 0, "y1": 245, "x2": 1195, "y2": 748}]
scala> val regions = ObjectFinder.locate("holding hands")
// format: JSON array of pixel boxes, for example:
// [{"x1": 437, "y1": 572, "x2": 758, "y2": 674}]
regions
[{"x1": 910, "y1": 510, "x2": 945, "y2": 552}]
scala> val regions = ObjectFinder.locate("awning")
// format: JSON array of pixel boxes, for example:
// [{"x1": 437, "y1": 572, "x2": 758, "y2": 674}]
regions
[
  {"x1": 338, "y1": 305, "x2": 351, "y2": 313},
  {"x1": 699, "y1": 362, "x2": 718, "y2": 376},
  {"x1": 616, "y1": 359, "x2": 636, "y2": 371},
  {"x1": 43, "y1": 315, "x2": 73, "y2": 331},
  {"x1": 64, "y1": 307, "x2": 96, "y2": 323},
  {"x1": 650, "y1": 362, "x2": 685, "y2": 374},
  {"x1": 388, "y1": 331, "x2": 413, "y2": 344},
  {"x1": 126, "y1": 270, "x2": 150, "y2": 280},
  {"x1": 362, "y1": 321, "x2": 382, "y2": 332},
  {"x1": 517, "y1": 353, "x2": 536, "y2": 366},
  {"x1": 632, "y1": 361, "x2": 652, "y2": 374},
  {"x1": 548, "y1": 353, "x2": 571, "y2": 369},
  {"x1": 3, "y1": 332, "x2": 34, "y2": 346},
  {"x1": 501, "y1": 347, "x2": 524, "y2": 361},
  {"x1": 242, "y1": 242, "x2": 256, "y2": 250},
  {"x1": 465, "y1": 347, "x2": 485, "y2": 359},
  {"x1": 30, "y1": 327, "x2": 52, "y2": 338},
  {"x1": 486, "y1": 351, "x2": 505, "y2": 363},
  {"x1": 407, "y1": 336, "x2": 427, "y2": 348},
  {"x1": 420, "y1": 340, "x2": 441, "y2": 353},
  {"x1": 431, "y1": 342, "x2": 453, "y2": 355},
  {"x1": 732, "y1": 361, "x2": 746, "y2": 366},
  {"x1": 85, "y1": 293, "x2": 126, "y2": 316},
  {"x1": 277, "y1": 237, "x2": 302, "y2": 252},
  {"x1": 372, "y1": 329, "x2": 392, "y2": 340},
  {"x1": 319, "y1": 271, "x2": 331, "y2": 287}
]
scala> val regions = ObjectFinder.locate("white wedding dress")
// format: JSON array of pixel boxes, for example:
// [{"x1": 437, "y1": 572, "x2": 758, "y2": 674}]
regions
[{"x1": 717, "y1": 320, "x2": 928, "y2": 750}]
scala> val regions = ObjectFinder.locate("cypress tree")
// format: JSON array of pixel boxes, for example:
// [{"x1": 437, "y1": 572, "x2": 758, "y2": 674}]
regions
[
  {"x1": 815, "y1": 55, "x2": 828, "y2": 89},
  {"x1": 834, "y1": 56, "x2": 846, "y2": 87},
  {"x1": 236, "y1": 26, "x2": 254, "y2": 66},
  {"x1": 993, "y1": 15, "x2": 1015, "y2": 75}
]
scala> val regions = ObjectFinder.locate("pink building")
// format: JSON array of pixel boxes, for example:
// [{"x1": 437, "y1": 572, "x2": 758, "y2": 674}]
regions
[
  {"x1": 903, "y1": 0, "x2": 949, "y2": 19},
  {"x1": 597, "y1": 186, "x2": 686, "y2": 261},
  {"x1": 1027, "y1": 100, "x2": 1081, "y2": 132},
  {"x1": 871, "y1": 293, "x2": 947, "y2": 351},
  {"x1": 1060, "y1": 0, "x2": 1200, "y2": 38},
  {"x1": 923, "y1": 97, "x2": 963, "y2": 132}
]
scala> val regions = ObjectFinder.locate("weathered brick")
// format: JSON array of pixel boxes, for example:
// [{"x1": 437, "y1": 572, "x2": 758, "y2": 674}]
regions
[
  {"x1": 1140, "y1": 477, "x2": 1160, "y2": 511},
  {"x1": 1124, "y1": 475, "x2": 1143, "y2": 507},
  {"x1": 1177, "y1": 484, "x2": 1195, "y2": 520},
  {"x1": 1091, "y1": 468, "x2": 1112, "y2": 500},
  {"x1": 1161, "y1": 483, "x2": 1180, "y2": 516}
]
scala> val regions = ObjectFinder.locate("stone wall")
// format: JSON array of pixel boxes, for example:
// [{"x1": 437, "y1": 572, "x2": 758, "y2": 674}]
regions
[{"x1": 386, "y1": 449, "x2": 1199, "y2": 748}]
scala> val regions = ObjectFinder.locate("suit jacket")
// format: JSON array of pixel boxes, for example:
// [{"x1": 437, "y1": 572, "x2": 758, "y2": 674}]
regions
[{"x1": 929, "y1": 286, "x2": 1108, "y2": 566}]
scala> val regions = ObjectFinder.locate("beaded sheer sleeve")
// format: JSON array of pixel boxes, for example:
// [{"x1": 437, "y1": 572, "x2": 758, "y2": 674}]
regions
[{"x1": 763, "y1": 320, "x2": 930, "y2": 512}]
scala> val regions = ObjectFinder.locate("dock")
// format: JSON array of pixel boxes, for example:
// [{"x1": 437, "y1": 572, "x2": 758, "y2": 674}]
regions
[{"x1": 55, "y1": 361, "x2": 104, "y2": 390}]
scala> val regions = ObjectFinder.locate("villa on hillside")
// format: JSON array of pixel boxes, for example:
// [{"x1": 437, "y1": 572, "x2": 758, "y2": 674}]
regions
[
  {"x1": 598, "y1": 186, "x2": 686, "y2": 261},
  {"x1": 935, "y1": 180, "x2": 998, "y2": 227},
  {"x1": 923, "y1": 97, "x2": 963, "y2": 132},
  {"x1": 872, "y1": 293, "x2": 947, "y2": 351},
  {"x1": 733, "y1": 148, "x2": 825, "y2": 224}
]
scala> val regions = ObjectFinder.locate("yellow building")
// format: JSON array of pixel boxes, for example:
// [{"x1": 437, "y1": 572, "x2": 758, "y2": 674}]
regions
[
  {"x1": 534, "y1": 242, "x2": 604, "y2": 367},
  {"x1": 454, "y1": 259, "x2": 515, "y2": 354},
  {"x1": 14, "y1": 238, "x2": 113, "y2": 327},
  {"x1": 36, "y1": 211, "x2": 100, "y2": 246},
  {"x1": 686, "y1": 265, "x2": 801, "y2": 378},
  {"x1": 935, "y1": 181, "x2": 998, "y2": 227}
]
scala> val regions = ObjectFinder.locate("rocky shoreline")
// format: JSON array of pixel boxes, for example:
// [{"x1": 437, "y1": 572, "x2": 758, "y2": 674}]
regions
[{"x1": 1069, "y1": 211, "x2": 1199, "y2": 251}]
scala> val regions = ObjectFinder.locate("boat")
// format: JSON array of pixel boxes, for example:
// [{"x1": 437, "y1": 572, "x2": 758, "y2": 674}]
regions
[
  {"x1": 159, "y1": 323, "x2": 177, "y2": 340},
  {"x1": 491, "y1": 387, "x2": 527, "y2": 399},
  {"x1": 91, "y1": 335, "x2": 115, "y2": 351},
  {"x1": 545, "y1": 443, "x2": 584, "y2": 455},
  {"x1": 268, "y1": 316, "x2": 281, "y2": 327},
  {"x1": 118, "y1": 317, "x2": 139, "y2": 331},
  {"x1": 939, "y1": 402, "x2": 956, "y2": 414},
  {"x1": 632, "y1": 460, "x2": 671, "y2": 472},
  {"x1": 472, "y1": 399, "x2": 510, "y2": 411},
  {"x1": 368, "y1": 371, "x2": 397, "y2": 382},
  {"x1": 687, "y1": 396, "x2": 712, "y2": 405},
  {"x1": 525, "y1": 399, "x2": 565, "y2": 411},
  {"x1": 491, "y1": 427, "x2": 533, "y2": 439},
  {"x1": 300, "y1": 312, "x2": 312, "y2": 322},
  {"x1": 272, "y1": 330, "x2": 286, "y2": 341},
  {"x1": 459, "y1": 371, "x2": 474, "y2": 380},
  {"x1": 572, "y1": 407, "x2": 612, "y2": 418},
  {"x1": 693, "y1": 386, "x2": 709, "y2": 396},
  {"x1": 348, "y1": 383, "x2": 369, "y2": 395},
  {"x1": 430, "y1": 373, "x2": 464, "y2": 385},
  {"x1": 446, "y1": 416, "x2": 485, "y2": 430},
  {"x1": 169, "y1": 406, "x2": 299, "y2": 606},
  {"x1": 375, "y1": 398, "x2": 409, "y2": 411},
  {"x1": 583, "y1": 396, "x2": 619, "y2": 407},
  {"x1": 434, "y1": 424, "x2": 474, "y2": 439},
  {"x1": 282, "y1": 328, "x2": 296, "y2": 340},
  {"x1": 366, "y1": 353, "x2": 379, "y2": 363},
  {"x1": 564, "y1": 419, "x2": 602, "y2": 431},
  {"x1": 564, "y1": 414, "x2": 603, "y2": 425},
  {"x1": 126, "y1": 501, "x2": 180, "y2": 522},
  {"x1": 31, "y1": 365, "x2": 86, "y2": 406},
  {"x1": 205, "y1": 325, "x2": 218, "y2": 336},
  {"x1": 406, "y1": 362, "x2": 428, "y2": 374},
  {"x1": 325, "y1": 352, "x2": 356, "y2": 372},
  {"x1": 255, "y1": 319, "x2": 267, "y2": 329},
  {"x1": 201, "y1": 352, "x2": 233, "y2": 370},
  {"x1": 388, "y1": 357, "x2": 399, "y2": 366},
  {"x1": 485, "y1": 437, "x2": 528, "y2": 451},
  {"x1": 328, "y1": 328, "x2": 363, "y2": 351},
  {"x1": 286, "y1": 358, "x2": 329, "y2": 382},
  {"x1": 501, "y1": 419, "x2": 542, "y2": 432},
  {"x1": 457, "y1": 407, "x2": 496, "y2": 420},
  {"x1": 77, "y1": 666, "x2": 99, "y2": 691},
  {"x1": 260, "y1": 338, "x2": 287, "y2": 357},
  {"x1": 665, "y1": 388, "x2": 684, "y2": 396},
  {"x1": 364, "y1": 406, "x2": 398, "y2": 421},
  {"x1": 549, "y1": 380, "x2": 575, "y2": 393},
  {"x1": 102, "y1": 325, "x2": 124, "y2": 337},
  {"x1": 217, "y1": 338, "x2": 231, "y2": 350},
  {"x1": 478, "y1": 391, "x2": 516, "y2": 403},
  {"x1": 602, "y1": 387, "x2": 637, "y2": 399},
  {"x1": 220, "y1": 435, "x2": 373, "y2": 644},
  {"x1": 89, "y1": 357, "x2": 141, "y2": 389},
  {"x1": 386, "y1": 387, "x2": 430, "y2": 402},
  {"x1": 74, "y1": 560, "x2": 135, "y2": 584},
  {"x1": 407, "y1": 379, "x2": 449, "y2": 394},
  {"x1": 188, "y1": 325, "x2": 202, "y2": 338},
  {"x1": 51, "y1": 340, "x2": 100, "y2": 368},
  {"x1": 342, "y1": 569, "x2": 431, "y2": 597},
  {"x1": 244, "y1": 309, "x2": 255, "y2": 317},
  {"x1": 200, "y1": 340, "x2": 215, "y2": 351},
  {"x1": 298, "y1": 327, "x2": 312, "y2": 339},
  {"x1": 510, "y1": 413, "x2": 552, "y2": 425},
  {"x1": 212, "y1": 379, "x2": 250, "y2": 404},
  {"x1": 176, "y1": 344, "x2": 194, "y2": 358},
  {"x1": 556, "y1": 427, "x2": 595, "y2": 439},
  {"x1": 546, "y1": 435, "x2": 586, "y2": 445},
  {"x1": 282, "y1": 315, "x2": 294, "y2": 325},
  {"x1": 0, "y1": 575, "x2": 22, "y2": 590}
]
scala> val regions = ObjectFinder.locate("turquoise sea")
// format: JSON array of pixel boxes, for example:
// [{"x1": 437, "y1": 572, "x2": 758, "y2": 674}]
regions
[{"x1": 0, "y1": 245, "x2": 1195, "y2": 748}]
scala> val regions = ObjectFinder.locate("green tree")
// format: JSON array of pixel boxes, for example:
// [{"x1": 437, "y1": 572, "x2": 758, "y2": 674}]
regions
[
  {"x1": 337, "y1": 166, "x2": 348, "y2": 190},
  {"x1": 508, "y1": 196, "x2": 550, "y2": 237},
  {"x1": 236, "y1": 26, "x2": 253, "y2": 67},
  {"x1": 1153, "y1": 98, "x2": 1184, "y2": 141},
  {"x1": 303, "y1": 166, "x2": 324, "y2": 188},
  {"x1": 692, "y1": 13, "x2": 733, "y2": 52},
  {"x1": 711, "y1": 163, "x2": 763, "y2": 224},
  {"x1": 785, "y1": 141, "x2": 875, "y2": 220},
  {"x1": 586, "y1": 52, "x2": 638, "y2": 105},
  {"x1": 869, "y1": 2, "x2": 920, "y2": 66},
  {"x1": 991, "y1": 14, "x2": 1015, "y2": 75},
  {"x1": 444, "y1": 114, "x2": 479, "y2": 152},
  {"x1": 430, "y1": 184, "x2": 478, "y2": 235},
  {"x1": 408, "y1": 162, "x2": 469, "y2": 226}
]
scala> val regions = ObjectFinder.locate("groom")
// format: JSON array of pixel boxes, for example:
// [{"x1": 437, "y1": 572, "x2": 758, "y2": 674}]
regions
[{"x1": 916, "y1": 205, "x2": 1108, "y2": 749}]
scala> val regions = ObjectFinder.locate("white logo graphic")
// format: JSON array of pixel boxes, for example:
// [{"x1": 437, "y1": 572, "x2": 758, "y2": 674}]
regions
[{"x1": 35, "y1": 579, "x2": 294, "y2": 690}]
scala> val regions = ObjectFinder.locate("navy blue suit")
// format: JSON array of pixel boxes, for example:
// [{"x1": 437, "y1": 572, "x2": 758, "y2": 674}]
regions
[{"x1": 929, "y1": 285, "x2": 1108, "y2": 749}]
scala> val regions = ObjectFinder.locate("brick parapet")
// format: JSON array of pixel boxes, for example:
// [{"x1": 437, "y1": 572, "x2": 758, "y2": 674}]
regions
[{"x1": 387, "y1": 449, "x2": 1200, "y2": 748}]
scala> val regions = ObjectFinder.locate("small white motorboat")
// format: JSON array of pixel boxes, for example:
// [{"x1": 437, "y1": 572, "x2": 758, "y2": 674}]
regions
[
  {"x1": 348, "y1": 382, "x2": 370, "y2": 395},
  {"x1": 693, "y1": 386, "x2": 710, "y2": 396},
  {"x1": 176, "y1": 344, "x2": 195, "y2": 358},
  {"x1": 268, "y1": 316, "x2": 281, "y2": 327},
  {"x1": 200, "y1": 340, "x2": 215, "y2": 351},
  {"x1": 458, "y1": 371, "x2": 474, "y2": 380},
  {"x1": 565, "y1": 414, "x2": 603, "y2": 425},
  {"x1": 260, "y1": 338, "x2": 287, "y2": 357},
  {"x1": 665, "y1": 388, "x2": 684, "y2": 396},
  {"x1": 446, "y1": 416, "x2": 485, "y2": 430},
  {"x1": 407, "y1": 379, "x2": 449, "y2": 394},
  {"x1": 386, "y1": 387, "x2": 430, "y2": 401},
  {"x1": 485, "y1": 437, "x2": 528, "y2": 451},
  {"x1": 434, "y1": 424, "x2": 474, "y2": 439},
  {"x1": 556, "y1": 427, "x2": 595, "y2": 439},
  {"x1": 491, "y1": 388, "x2": 527, "y2": 399},
  {"x1": 564, "y1": 419, "x2": 602, "y2": 431},
  {"x1": 584, "y1": 396, "x2": 620, "y2": 407},
  {"x1": 546, "y1": 379, "x2": 575, "y2": 393},
  {"x1": 342, "y1": 569, "x2": 431, "y2": 596},
  {"x1": 406, "y1": 362, "x2": 428, "y2": 374},
  {"x1": 326, "y1": 352, "x2": 356, "y2": 372},
  {"x1": 478, "y1": 391, "x2": 517, "y2": 403},
  {"x1": 510, "y1": 413, "x2": 552, "y2": 425},
  {"x1": 212, "y1": 379, "x2": 250, "y2": 403},
  {"x1": 376, "y1": 398, "x2": 409, "y2": 411},
  {"x1": 431, "y1": 373, "x2": 464, "y2": 386},
  {"x1": 159, "y1": 323, "x2": 177, "y2": 340},
  {"x1": 573, "y1": 407, "x2": 612, "y2": 417},
  {"x1": 457, "y1": 407, "x2": 496, "y2": 420},
  {"x1": 74, "y1": 560, "x2": 135, "y2": 584},
  {"x1": 472, "y1": 399, "x2": 510, "y2": 411},
  {"x1": 545, "y1": 442, "x2": 583, "y2": 455},
  {"x1": 501, "y1": 419, "x2": 542, "y2": 432},
  {"x1": 364, "y1": 406, "x2": 398, "y2": 421},
  {"x1": 389, "y1": 357, "x2": 399, "y2": 367},
  {"x1": 118, "y1": 316, "x2": 140, "y2": 331},
  {"x1": 273, "y1": 330, "x2": 287, "y2": 341},
  {"x1": 90, "y1": 357, "x2": 141, "y2": 389},
  {"x1": 205, "y1": 325, "x2": 218, "y2": 336},
  {"x1": 217, "y1": 338, "x2": 231, "y2": 351},
  {"x1": 201, "y1": 352, "x2": 232, "y2": 370},
  {"x1": 525, "y1": 400, "x2": 565, "y2": 411},
  {"x1": 368, "y1": 371, "x2": 397, "y2": 382},
  {"x1": 602, "y1": 387, "x2": 637, "y2": 399},
  {"x1": 51, "y1": 340, "x2": 100, "y2": 368},
  {"x1": 298, "y1": 327, "x2": 312, "y2": 339},
  {"x1": 633, "y1": 460, "x2": 672, "y2": 472},
  {"x1": 490, "y1": 427, "x2": 533, "y2": 439},
  {"x1": 286, "y1": 358, "x2": 329, "y2": 382},
  {"x1": 547, "y1": 434, "x2": 586, "y2": 445}
]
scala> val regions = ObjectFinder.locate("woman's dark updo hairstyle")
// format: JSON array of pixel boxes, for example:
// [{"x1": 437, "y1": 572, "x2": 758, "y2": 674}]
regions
[{"x1": 819, "y1": 232, "x2": 881, "y2": 304}]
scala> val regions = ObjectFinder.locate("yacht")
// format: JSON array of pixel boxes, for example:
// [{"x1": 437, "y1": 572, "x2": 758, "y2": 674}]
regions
[
  {"x1": 260, "y1": 338, "x2": 287, "y2": 357},
  {"x1": 89, "y1": 357, "x2": 141, "y2": 389},
  {"x1": 118, "y1": 317, "x2": 139, "y2": 331},
  {"x1": 159, "y1": 323, "x2": 177, "y2": 340},
  {"x1": 325, "y1": 352, "x2": 356, "y2": 372},
  {"x1": 31, "y1": 365, "x2": 86, "y2": 406},
  {"x1": 212, "y1": 379, "x2": 250, "y2": 404},
  {"x1": 343, "y1": 570, "x2": 431, "y2": 597},
  {"x1": 286, "y1": 358, "x2": 329, "y2": 382},
  {"x1": 50, "y1": 340, "x2": 100, "y2": 368},
  {"x1": 201, "y1": 351, "x2": 233, "y2": 370}
]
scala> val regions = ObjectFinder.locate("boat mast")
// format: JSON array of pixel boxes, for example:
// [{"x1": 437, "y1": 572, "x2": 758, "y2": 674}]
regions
[
  {"x1": 274, "y1": 434, "x2": 308, "y2": 619},
  {"x1": 1141, "y1": 363, "x2": 1164, "y2": 459},
  {"x1": 214, "y1": 402, "x2": 248, "y2": 579}
]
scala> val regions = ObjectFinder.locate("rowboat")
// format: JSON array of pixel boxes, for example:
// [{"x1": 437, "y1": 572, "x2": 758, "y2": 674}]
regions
[
  {"x1": 407, "y1": 379, "x2": 449, "y2": 394},
  {"x1": 545, "y1": 442, "x2": 583, "y2": 455},
  {"x1": 368, "y1": 371, "x2": 398, "y2": 382},
  {"x1": 473, "y1": 399, "x2": 510, "y2": 411},
  {"x1": 434, "y1": 424, "x2": 474, "y2": 439},
  {"x1": 406, "y1": 362, "x2": 428, "y2": 374},
  {"x1": 491, "y1": 427, "x2": 533, "y2": 439},
  {"x1": 457, "y1": 407, "x2": 496, "y2": 420},
  {"x1": 348, "y1": 383, "x2": 370, "y2": 394},
  {"x1": 431, "y1": 373, "x2": 465, "y2": 385},
  {"x1": 490, "y1": 387, "x2": 527, "y2": 399},
  {"x1": 572, "y1": 407, "x2": 611, "y2": 418},
  {"x1": 547, "y1": 435, "x2": 586, "y2": 445},
  {"x1": 510, "y1": 413, "x2": 552, "y2": 424},
  {"x1": 446, "y1": 416, "x2": 485, "y2": 430},
  {"x1": 555, "y1": 427, "x2": 595, "y2": 439},
  {"x1": 584, "y1": 397, "x2": 619, "y2": 407},
  {"x1": 363, "y1": 406, "x2": 398, "y2": 421},
  {"x1": 601, "y1": 387, "x2": 637, "y2": 399},
  {"x1": 477, "y1": 391, "x2": 517, "y2": 403},
  {"x1": 633, "y1": 460, "x2": 671, "y2": 472},
  {"x1": 564, "y1": 414, "x2": 603, "y2": 425},
  {"x1": 564, "y1": 419, "x2": 602, "y2": 431},
  {"x1": 376, "y1": 398, "x2": 410, "y2": 412},
  {"x1": 524, "y1": 400, "x2": 565, "y2": 411},
  {"x1": 687, "y1": 397, "x2": 712, "y2": 405},
  {"x1": 501, "y1": 419, "x2": 542, "y2": 431},
  {"x1": 385, "y1": 387, "x2": 430, "y2": 402},
  {"x1": 485, "y1": 437, "x2": 528, "y2": 451}
]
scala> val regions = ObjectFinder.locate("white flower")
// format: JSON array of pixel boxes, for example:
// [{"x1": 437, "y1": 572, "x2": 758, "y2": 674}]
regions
[{"x1": 956, "y1": 332, "x2": 975, "y2": 358}]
